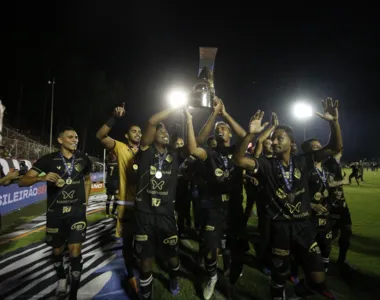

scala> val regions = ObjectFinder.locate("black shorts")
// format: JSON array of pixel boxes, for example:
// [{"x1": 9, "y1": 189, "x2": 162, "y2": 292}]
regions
[
  {"x1": 270, "y1": 220, "x2": 324, "y2": 273},
  {"x1": 106, "y1": 180, "x2": 118, "y2": 195},
  {"x1": 45, "y1": 215, "x2": 87, "y2": 248},
  {"x1": 312, "y1": 217, "x2": 333, "y2": 257},
  {"x1": 118, "y1": 209, "x2": 135, "y2": 250},
  {"x1": 330, "y1": 204, "x2": 352, "y2": 228},
  {"x1": 200, "y1": 207, "x2": 227, "y2": 252},
  {"x1": 133, "y1": 211, "x2": 178, "y2": 260}
]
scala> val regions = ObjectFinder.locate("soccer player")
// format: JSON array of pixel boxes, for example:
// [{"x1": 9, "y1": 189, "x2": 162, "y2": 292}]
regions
[
  {"x1": 234, "y1": 97, "x2": 342, "y2": 300},
  {"x1": 19, "y1": 127, "x2": 92, "y2": 300},
  {"x1": 133, "y1": 105, "x2": 184, "y2": 299},
  {"x1": 301, "y1": 139, "x2": 333, "y2": 272},
  {"x1": 105, "y1": 150, "x2": 119, "y2": 218},
  {"x1": 96, "y1": 103, "x2": 142, "y2": 295},
  {"x1": 324, "y1": 150, "x2": 354, "y2": 272},
  {"x1": 184, "y1": 99, "x2": 247, "y2": 300}
]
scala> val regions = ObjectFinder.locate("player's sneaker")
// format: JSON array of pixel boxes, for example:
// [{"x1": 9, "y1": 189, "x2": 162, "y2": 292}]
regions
[
  {"x1": 56, "y1": 278, "x2": 68, "y2": 296},
  {"x1": 203, "y1": 276, "x2": 217, "y2": 300}
]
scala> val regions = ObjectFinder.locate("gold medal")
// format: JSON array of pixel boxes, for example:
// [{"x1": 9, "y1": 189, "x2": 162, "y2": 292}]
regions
[
  {"x1": 294, "y1": 168, "x2": 301, "y2": 179},
  {"x1": 323, "y1": 190, "x2": 329, "y2": 198},
  {"x1": 56, "y1": 179, "x2": 65, "y2": 187},
  {"x1": 133, "y1": 164, "x2": 138, "y2": 170},
  {"x1": 66, "y1": 178, "x2": 72, "y2": 185},
  {"x1": 215, "y1": 168, "x2": 223, "y2": 177},
  {"x1": 155, "y1": 171, "x2": 163, "y2": 179},
  {"x1": 314, "y1": 192, "x2": 322, "y2": 201}
]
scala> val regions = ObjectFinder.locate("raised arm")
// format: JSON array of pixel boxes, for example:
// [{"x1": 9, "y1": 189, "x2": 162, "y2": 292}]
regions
[
  {"x1": 185, "y1": 109, "x2": 207, "y2": 161},
  {"x1": 196, "y1": 97, "x2": 223, "y2": 145},
  {"x1": 234, "y1": 110, "x2": 269, "y2": 172},
  {"x1": 315, "y1": 98, "x2": 343, "y2": 161},
  {"x1": 253, "y1": 113, "x2": 278, "y2": 158},
  {"x1": 220, "y1": 100, "x2": 247, "y2": 140},
  {"x1": 0, "y1": 101, "x2": 5, "y2": 146},
  {"x1": 141, "y1": 106, "x2": 181, "y2": 147},
  {"x1": 96, "y1": 104, "x2": 126, "y2": 150}
]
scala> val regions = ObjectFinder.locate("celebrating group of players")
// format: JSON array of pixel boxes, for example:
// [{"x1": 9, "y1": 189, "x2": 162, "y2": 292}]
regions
[{"x1": 20, "y1": 96, "x2": 353, "y2": 300}]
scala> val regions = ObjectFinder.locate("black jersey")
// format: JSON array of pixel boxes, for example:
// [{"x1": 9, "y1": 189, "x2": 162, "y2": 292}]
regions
[
  {"x1": 308, "y1": 165, "x2": 331, "y2": 219},
  {"x1": 256, "y1": 153, "x2": 315, "y2": 221},
  {"x1": 32, "y1": 151, "x2": 92, "y2": 218},
  {"x1": 134, "y1": 145, "x2": 181, "y2": 215},
  {"x1": 323, "y1": 157, "x2": 347, "y2": 208},
  {"x1": 197, "y1": 144, "x2": 243, "y2": 207}
]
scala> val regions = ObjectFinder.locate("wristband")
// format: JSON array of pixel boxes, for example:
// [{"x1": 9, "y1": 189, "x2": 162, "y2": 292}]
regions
[{"x1": 105, "y1": 116, "x2": 116, "y2": 128}]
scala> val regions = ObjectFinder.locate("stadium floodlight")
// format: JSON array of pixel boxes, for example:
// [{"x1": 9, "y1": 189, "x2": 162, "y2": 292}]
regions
[
  {"x1": 168, "y1": 89, "x2": 188, "y2": 108},
  {"x1": 292, "y1": 102, "x2": 313, "y2": 120}
]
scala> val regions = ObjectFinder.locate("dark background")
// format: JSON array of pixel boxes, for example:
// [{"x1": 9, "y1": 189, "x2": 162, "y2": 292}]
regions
[{"x1": 0, "y1": 2, "x2": 378, "y2": 160}]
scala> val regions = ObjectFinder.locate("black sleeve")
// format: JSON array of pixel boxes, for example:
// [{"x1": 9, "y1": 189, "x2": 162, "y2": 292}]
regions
[
  {"x1": 298, "y1": 152, "x2": 316, "y2": 171},
  {"x1": 31, "y1": 155, "x2": 50, "y2": 174},
  {"x1": 324, "y1": 158, "x2": 339, "y2": 179},
  {"x1": 257, "y1": 156, "x2": 270, "y2": 176},
  {"x1": 82, "y1": 155, "x2": 93, "y2": 176}
]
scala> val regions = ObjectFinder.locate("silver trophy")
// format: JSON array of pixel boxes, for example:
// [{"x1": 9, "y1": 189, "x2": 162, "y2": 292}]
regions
[{"x1": 188, "y1": 47, "x2": 218, "y2": 109}]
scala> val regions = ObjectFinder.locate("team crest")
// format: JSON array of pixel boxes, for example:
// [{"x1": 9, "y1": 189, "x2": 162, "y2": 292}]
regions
[
  {"x1": 293, "y1": 168, "x2": 301, "y2": 179},
  {"x1": 276, "y1": 188, "x2": 287, "y2": 200},
  {"x1": 75, "y1": 163, "x2": 82, "y2": 172},
  {"x1": 150, "y1": 165, "x2": 157, "y2": 175}
]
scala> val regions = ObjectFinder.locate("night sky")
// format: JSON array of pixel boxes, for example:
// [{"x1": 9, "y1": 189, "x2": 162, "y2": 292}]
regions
[{"x1": 0, "y1": 2, "x2": 378, "y2": 160}]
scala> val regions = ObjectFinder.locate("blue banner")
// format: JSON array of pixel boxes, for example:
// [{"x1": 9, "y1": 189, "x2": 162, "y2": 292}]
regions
[
  {"x1": 91, "y1": 172, "x2": 105, "y2": 183},
  {"x1": 0, "y1": 182, "x2": 47, "y2": 215}
]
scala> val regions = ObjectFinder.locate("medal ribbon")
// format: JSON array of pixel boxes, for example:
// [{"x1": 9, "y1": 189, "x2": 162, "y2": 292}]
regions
[
  {"x1": 220, "y1": 155, "x2": 228, "y2": 170},
  {"x1": 60, "y1": 153, "x2": 75, "y2": 177},
  {"x1": 277, "y1": 159, "x2": 294, "y2": 192},
  {"x1": 315, "y1": 167, "x2": 328, "y2": 188},
  {"x1": 157, "y1": 151, "x2": 168, "y2": 171}
]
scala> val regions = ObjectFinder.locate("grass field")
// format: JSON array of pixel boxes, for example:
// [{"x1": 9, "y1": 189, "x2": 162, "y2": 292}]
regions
[{"x1": 1, "y1": 170, "x2": 379, "y2": 300}]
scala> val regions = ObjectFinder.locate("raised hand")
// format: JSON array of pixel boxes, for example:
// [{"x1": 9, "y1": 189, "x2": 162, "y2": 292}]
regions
[
  {"x1": 271, "y1": 112, "x2": 279, "y2": 127},
  {"x1": 184, "y1": 107, "x2": 192, "y2": 121},
  {"x1": 220, "y1": 99, "x2": 227, "y2": 116},
  {"x1": 316, "y1": 97, "x2": 339, "y2": 122},
  {"x1": 113, "y1": 102, "x2": 126, "y2": 118},
  {"x1": 248, "y1": 110, "x2": 269, "y2": 134},
  {"x1": 213, "y1": 96, "x2": 223, "y2": 115},
  {"x1": 0, "y1": 100, "x2": 5, "y2": 116}
]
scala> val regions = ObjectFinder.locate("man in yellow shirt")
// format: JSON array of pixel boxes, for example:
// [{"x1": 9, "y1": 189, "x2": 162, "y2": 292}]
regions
[{"x1": 96, "y1": 103, "x2": 142, "y2": 297}]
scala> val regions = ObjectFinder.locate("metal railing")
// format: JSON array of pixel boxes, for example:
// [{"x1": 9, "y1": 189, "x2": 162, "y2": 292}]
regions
[{"x1": 2, "y1": 126, "x2": 57, "y2": 160}]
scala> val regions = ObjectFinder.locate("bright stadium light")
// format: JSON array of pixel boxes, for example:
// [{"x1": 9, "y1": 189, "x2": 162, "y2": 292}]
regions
[
  {"x1": 168, "y1": 90, "x2": 188, "y2": 108},
  {"x1": 293, "y1": 102, "x2": 313, "y2": 120}
]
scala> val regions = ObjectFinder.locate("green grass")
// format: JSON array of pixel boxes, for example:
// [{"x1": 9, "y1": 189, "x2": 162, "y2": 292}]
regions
[
  {"x1": 1, "y1": 171, "x2": 380, "y2": 299},
  {"x1": 0, "y1": 199, "x2": 47, "y2": 234},
  {"x1": 150, "y1": 170, "x2": 380, "y2": 300},
  {"x1": 0, "y1": 211, "x2": 107, "y2": 255}
]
